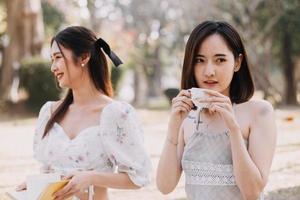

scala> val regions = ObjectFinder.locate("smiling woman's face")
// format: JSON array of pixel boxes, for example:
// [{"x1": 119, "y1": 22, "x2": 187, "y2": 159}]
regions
[
  {"x1": 193, "y1": 33, "x2": 241, "y2": 96},
  {"x1": 50, "y1": 41, "x2": 83, "y2": 89}
]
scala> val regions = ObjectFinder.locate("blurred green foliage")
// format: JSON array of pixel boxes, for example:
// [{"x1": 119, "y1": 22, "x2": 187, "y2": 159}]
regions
[
  {"x1": 274, "y1": 1, "x2": 300, "y2": 56},
  {"x1": 42, "y1": 1, "x2": 64, "y2": 37},
  {"x1": 19, "y1": 57, "x2": 127, "y2": 111},
  {"x1": 111, "y1": 66, "x2": 126, "y2": 93},
  {"x1": 20, "y1": 57, "x2": 60, "y2": 112}
]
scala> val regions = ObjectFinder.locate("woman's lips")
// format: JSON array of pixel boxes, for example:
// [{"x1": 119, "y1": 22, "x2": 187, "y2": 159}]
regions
[
  {"x1": 56, "y1": 73, "x2": 63, "y2": 80},
  {"x1": 203, "y1": 81, "x2": 218, "y2": 86}
]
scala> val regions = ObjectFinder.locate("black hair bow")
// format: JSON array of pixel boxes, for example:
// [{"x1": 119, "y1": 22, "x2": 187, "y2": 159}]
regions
[{"x1": 95, "y1": 38, "x2": 123, "y2": 67}]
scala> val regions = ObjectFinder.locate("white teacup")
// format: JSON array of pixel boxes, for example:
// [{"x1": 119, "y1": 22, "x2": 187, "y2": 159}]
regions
[{"x1": 190, "y1": 88, "x2": 210, "y2": 110}]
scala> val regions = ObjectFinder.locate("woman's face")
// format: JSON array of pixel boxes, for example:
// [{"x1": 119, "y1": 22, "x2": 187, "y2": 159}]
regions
[
  {"x1": 50, "y1": 41, "x2": 84, "y2": 89},
  {"x1": 194, "y1": 33, "x2": 241, "y2": 96}
]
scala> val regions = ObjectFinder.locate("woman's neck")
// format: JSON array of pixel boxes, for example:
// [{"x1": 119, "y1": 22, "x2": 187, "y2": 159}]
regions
[
  {"x1": 70, "y1": 76, "x2": 110, "y2": 106},
  {"x1": 72, "y1": 88, "x2": 102, "y2": 106}
]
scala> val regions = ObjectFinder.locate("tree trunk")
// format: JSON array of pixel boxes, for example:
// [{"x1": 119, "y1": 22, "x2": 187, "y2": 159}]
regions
[
  {"x1": 146, "y1": 44, "x2": 162, "y2": 98},
  {"x1": 0, "y1": 0, "x2": 44, "y2": 101},
  {"x1": 133, "y1": 66, "x2": 147, "y2": 107},
  {"x1": 87, "y1": 0, "x2": 102, "y2": 32},
  {"x1": 281, "y1": 25, "x2": 298, "y2": 105}
]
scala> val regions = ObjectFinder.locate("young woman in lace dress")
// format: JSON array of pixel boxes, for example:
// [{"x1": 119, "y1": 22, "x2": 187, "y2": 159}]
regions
[
  {"x1": 17, "y1": 26, "x2": 151, "y2": 200},
  {"x1": 157, "y1": 21, "x2": 277, "y2": 200}
]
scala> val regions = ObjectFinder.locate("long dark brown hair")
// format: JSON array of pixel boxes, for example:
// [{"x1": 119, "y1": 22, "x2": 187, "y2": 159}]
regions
[
  {"x1": 181, "y1": 21, "x2": 254, "y2": 104},
  {"x1": 43, "y1": 26, "x2": 113, "y2": 138}
]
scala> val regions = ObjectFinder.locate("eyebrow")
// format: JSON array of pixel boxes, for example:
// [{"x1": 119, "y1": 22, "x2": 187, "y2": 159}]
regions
[
  {"x1": 195, "y1": 54, "x2": 205, "y2": 58},
  {"x1": 215, "y1": 54, "x2": 226, "y2": 57},
  {"x1": 51, "y1": 52, "x2": 62, "y2": 58},
  {"x1": 195, "y1": 54, "x2": 227, "y2": 58}
]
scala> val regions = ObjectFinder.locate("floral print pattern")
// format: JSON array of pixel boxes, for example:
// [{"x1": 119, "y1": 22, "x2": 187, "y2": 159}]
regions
[{"x1": 33, "y1": 101, "x2": 151, "y2": 187}]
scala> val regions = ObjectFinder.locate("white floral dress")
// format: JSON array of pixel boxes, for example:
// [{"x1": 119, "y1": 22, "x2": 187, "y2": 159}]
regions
[{"x1": 33, "y1": 101, "x2": 151, "y2": 199}]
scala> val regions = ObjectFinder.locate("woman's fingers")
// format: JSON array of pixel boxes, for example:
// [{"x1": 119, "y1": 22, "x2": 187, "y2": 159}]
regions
[
  {"x1": 172, "y1": 89, "x2": 232, "y2": 116},
  {"x1": 16, "y1": 182, "x2": 27, "y2": 191},
  {"x1": 172, "y1": 96, "x2": 194, "y2": 108},
  {"x1": 173, "y1": 99, "x2": 192, "y2": 111},
  {"x1": 173, "y1": 89, "x2": 193, "y2": 107},
  {"x1": 205, "y1": 96, "x2": 230, "y2": 103},
  {"x1": 209, "y1": 102, "x2": 231, "y2": 114},
  {"x1": 177, "y1": 89, "x2": 191, "y2": 98},
  {"x1": 55, "y1": 188, "x2": 79, "y2": 200},
  {"x1": 209, "y1": 102, "x2": 230, "y2": 109},
  {"x1": 53, "y1": 182, "x2": 73, "y2": 198},
  {"x1": 173, "y1": 104, "x2": 191, "y2": 114},
  {"x1": 173, "y1": 104, "x2": 190, "y2": 113},
  {"x1": 62, "y1": 174, "x2": 74, "y2": 180},
  {"x1": 203, "y1": 90, "x2": 231, "y2": 101},
  {"x1": 196, "y1": 92, "x2": 232, "y2": 106},
  {"x1": 202, "y1": 89, "x2": 222, "y2": 97}
]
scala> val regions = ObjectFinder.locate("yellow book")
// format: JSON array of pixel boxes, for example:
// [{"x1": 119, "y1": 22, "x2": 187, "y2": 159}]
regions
[
  {"x1": 6, "y1": 174, "x2": 73, "y2": 200},
  {"x1": 38, "y1": 180, "x2": 72, "y2": 200},
  {"x1": 6, "y1": 180, "x2": 73, "y2": 200}
]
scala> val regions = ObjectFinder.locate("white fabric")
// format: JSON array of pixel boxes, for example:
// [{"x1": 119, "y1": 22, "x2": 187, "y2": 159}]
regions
[
  {"x1": 33, "y1": 101, "x2": 151, "y2": 199},
  {"x1": 182, "y1": 160, "x2": 236, "y2": 185},
  {"x1": 190, "y1": 88, "x2": 209, "y2": 110}
]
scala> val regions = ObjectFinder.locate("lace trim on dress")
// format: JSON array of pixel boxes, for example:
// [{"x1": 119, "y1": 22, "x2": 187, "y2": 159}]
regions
[{"x1": 182, "y1": 160, "x2": 236, "y2": 185}]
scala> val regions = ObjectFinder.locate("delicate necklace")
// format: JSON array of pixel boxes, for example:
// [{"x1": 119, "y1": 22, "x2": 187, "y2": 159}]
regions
[{"x1": 196, "y1": 108, "x2": 204, "y2": 131}]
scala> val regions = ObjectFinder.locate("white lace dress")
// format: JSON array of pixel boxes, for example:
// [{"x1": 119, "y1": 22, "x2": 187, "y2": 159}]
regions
[
  {"x1": 181, "y1": 108, "x2": 264, "y2": 200},
  {"x1": 33, "y1": 101, "x2": 151, "y2": 199}
]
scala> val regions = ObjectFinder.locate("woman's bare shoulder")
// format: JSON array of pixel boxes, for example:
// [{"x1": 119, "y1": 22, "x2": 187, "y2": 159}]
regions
[{"x1": 237, "y1": 99, "x2": 274, "y2": 119}]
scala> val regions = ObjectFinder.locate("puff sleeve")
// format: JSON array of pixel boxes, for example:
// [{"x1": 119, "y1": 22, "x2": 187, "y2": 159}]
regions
[
  {"x1": 33, "y1": 101, "x2": 52, "y2": 165},
  {"x1": 99, "y1": 102, "x2": 152, "y2": 187}
]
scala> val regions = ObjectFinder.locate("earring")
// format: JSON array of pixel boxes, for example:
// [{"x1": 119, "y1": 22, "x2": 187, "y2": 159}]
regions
[{"x1": 81, "y1": 63, "x2": 85, "y2": 67}]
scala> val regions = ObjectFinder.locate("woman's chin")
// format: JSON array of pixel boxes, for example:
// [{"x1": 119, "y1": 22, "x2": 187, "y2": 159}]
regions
[{"x1": 58, "y1": 82, "x2": 67, "y2": 88}]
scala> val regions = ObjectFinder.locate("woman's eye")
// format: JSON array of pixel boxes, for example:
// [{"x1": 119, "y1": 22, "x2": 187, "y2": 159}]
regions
[
  {"x1": 52, "y1": 56, "x2": 60, "y2": 61},
  {"x1": 216, "y1": 58, "x2": 226, "y2": 63},
  {"x1": 51, "y1": 55, "x2": 62, "y2": 64},
  {"x1": 195, "y1": 58, "x2": 204, "y2": 63}
]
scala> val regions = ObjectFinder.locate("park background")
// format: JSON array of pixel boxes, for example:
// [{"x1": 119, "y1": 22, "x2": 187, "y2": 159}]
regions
[{"x1": 0, "y1": 0, "x2": 300, "y2": 199}]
